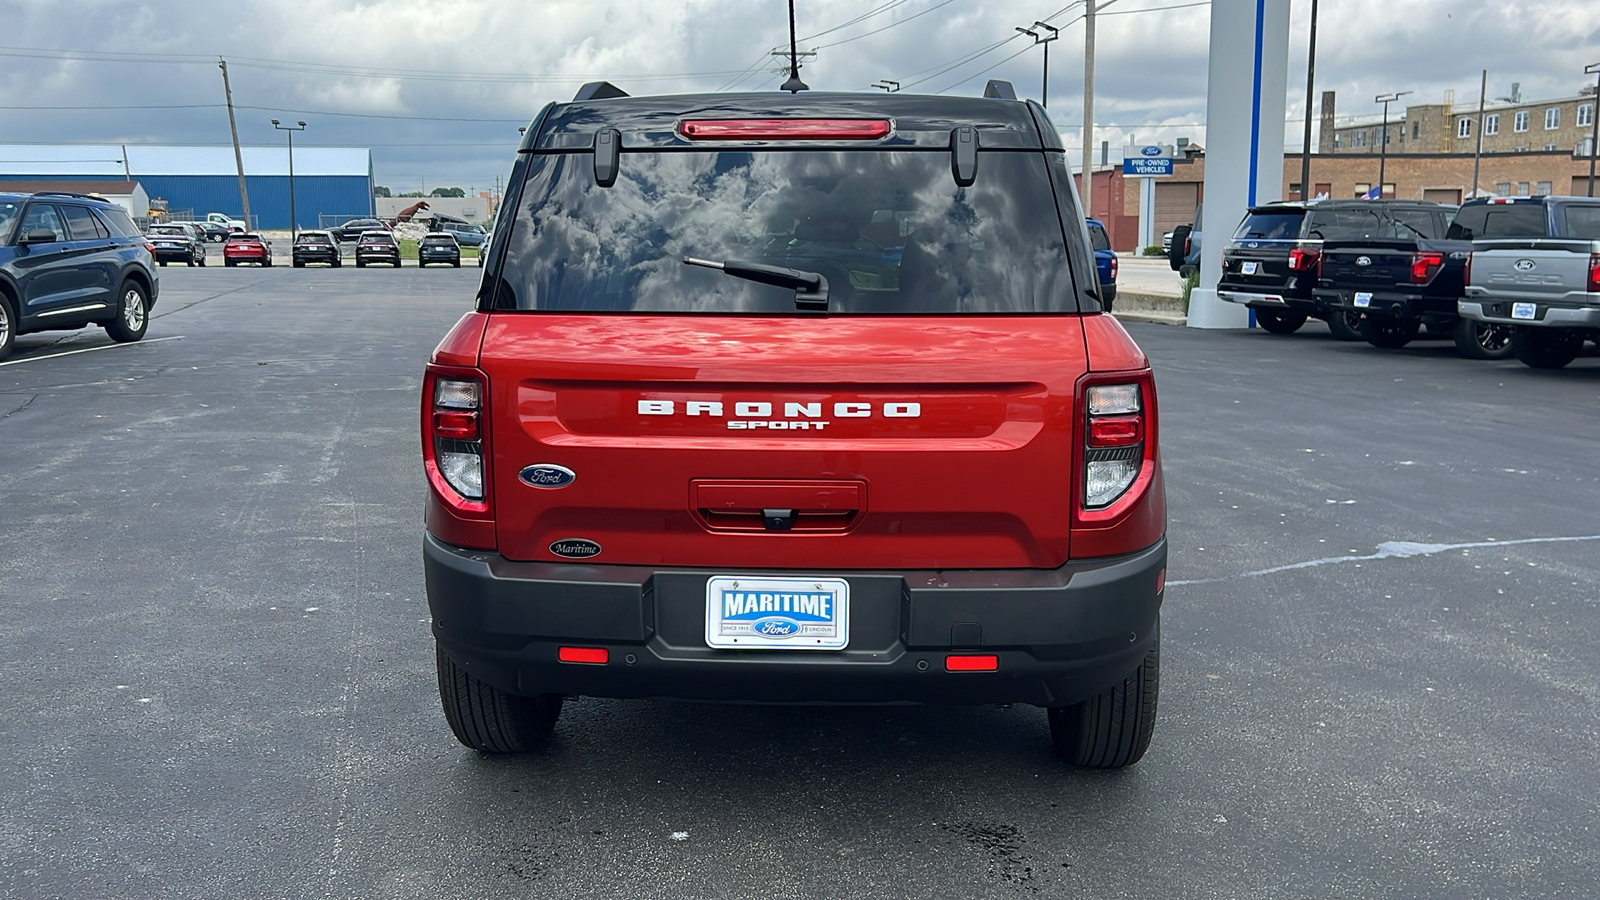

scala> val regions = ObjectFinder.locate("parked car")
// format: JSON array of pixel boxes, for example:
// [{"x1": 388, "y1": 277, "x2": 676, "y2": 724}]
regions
[
  {"x1": 292, "y1": 231, "x2": 342, "y2": 267},
  {"x1": 0, "y1": 190, "x2": 159, "y2": 361},
  {"x1": 146, "y1": 223, "x2": 207, "y2": 267},
  {"x1": 1087, "y1": 217, "x2": 1118, "y2": 309},
  {"x1": 1216, "y1": 200, "x2": 1453, "y2": 340},
  {"x1": 205, "y1": 212, "x2": 248, "y2": 234},
  {"x1": 418, "y1": 232, "x2": 461, "y2": 267},
  {"x1": 223, "y1": 232, "x2": 273, "y2": 267},
  {"x1": 423, "y1": 82, "x2": 1165, "y2": 769},
  {"x1": 1167, "y1": 203, "x2": 1201, "y2": 278},
  {"x1": 1312, "y1": 199, "x2": 1510, "y2": 358},
  {"x1": 1458, "y1": 195, "x2": 1600, "y2": 369},
  {"x1": 354, "y1": 231, "x2": 401, "y2": 267},
  {"x1": 438, "y1": 221, "x2": 488, "y2": 247},
  {"x1": 174, "y1": 220, "x2": 232, "y2": 243},
  {"x1": 478, "y1": 226, "x2": 492, "y2": 267},
  {"x1": 333, "y1": 218, "x2": 390, "y2": 243}
]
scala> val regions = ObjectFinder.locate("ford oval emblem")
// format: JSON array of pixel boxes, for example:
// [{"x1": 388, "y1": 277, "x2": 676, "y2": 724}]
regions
[
  {"x1": 1246, "y1": 241, "x2": 1259, "y2": 249},
  {"x1": 549, "y1": 539, "x2": 601, "y2": 559},
  {"x1": 519, "y1": 463, "x2": 576, "y2": 489},
  {"x1": 1355, "y1": 256, "x2": 1372, "y2": 266},
  {"x1": 1141, "y1": 145, "x2": 1162, "y2": 157},
  {"x1": 751, "y1": 617, "x2": 801, "y2": 638},
  {"x1": 1514, "y1": 258, "x2": 1536, "y2": 271}
]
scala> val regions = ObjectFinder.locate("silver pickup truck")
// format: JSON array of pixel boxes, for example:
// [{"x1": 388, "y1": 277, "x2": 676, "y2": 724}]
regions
[{"x1": 1458, "y1": 196, "x2": 1600, "y2": 369}]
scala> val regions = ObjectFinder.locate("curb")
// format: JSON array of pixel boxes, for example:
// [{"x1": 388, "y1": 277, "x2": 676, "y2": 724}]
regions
[{"x1": 1113, "y1": 311, "x2": 1187, "y2": 326}]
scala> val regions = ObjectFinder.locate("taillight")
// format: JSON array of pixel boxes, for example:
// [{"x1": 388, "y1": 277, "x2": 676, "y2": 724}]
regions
[
  {"x1": 1288, "y1": 247, "x2": 1320, "y2": 272},
  {"x1": 678, "y1": 118, "x2": 892, "y2": 140},
  {"x1": 1084, "y1": 383, "x2": 1144, "y2": 508},
  {"x1": 1464, "y1": 251, "x2": 1473, "y2": 287},
  {"x1": 1183, "y1": 236, "x2": 1192, "y2": 256},
  {"x1": 1588, "y1": 253, "x2": 1600, "y2": 292},
  {"x1": 1109, "y1": 256, "x2": 1119, "y2": 280},
  {"x1": 425, "y1": 370, "x2": 487, "y2": 504},
  {"x1": 1409, "y1": 251, "x2": 1445, "y2": 284},
  {"x1": 143, "y1": 242, "x2": 156, "y2": 256}
]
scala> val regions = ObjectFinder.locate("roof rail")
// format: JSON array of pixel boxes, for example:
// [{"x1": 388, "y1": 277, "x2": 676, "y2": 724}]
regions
[
  {"x1": 983, "y1": 80, "x2": 1017, "y2": 101},
  {"x1": 573, "y1": 81, "x2": 630, "y2": 101},
  {"x1": 31, "y1": 190, "x2": 104, "y2": 201}
]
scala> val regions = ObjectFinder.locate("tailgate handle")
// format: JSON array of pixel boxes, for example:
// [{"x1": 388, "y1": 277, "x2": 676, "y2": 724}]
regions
[{"x1": 692, "y1": 480, "x2": 865, "y2": 533}]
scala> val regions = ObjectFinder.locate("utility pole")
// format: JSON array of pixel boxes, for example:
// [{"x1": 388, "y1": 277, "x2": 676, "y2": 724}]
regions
[
  {"x1": 1472, "y1": 69, "x2": 1487, "y2": 199},
  {"x1": 1586, "y1": 62, "x2": 1600, "y2": 197},
  {"x1": 1081, "y1": 1, "x2": 1097, "y2": 216},
  {"x1": 1298, "y1": 0, "x2": 1318, "y2": 200},
  {"x1": 120, "y1": 143, "x2": 131, "y2": 182},
  {"x1": 218, "y1": 58, "x2": 251, "y2": 228}
]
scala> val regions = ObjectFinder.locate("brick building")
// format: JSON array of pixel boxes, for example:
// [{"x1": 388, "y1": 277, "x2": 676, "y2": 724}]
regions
[
  {"x1": 1321, "y1": 86, "x2": 1598, "y2": 157},
  {"x1": 1081, "y1": 150, "x2": 1600, "y2": 253}
]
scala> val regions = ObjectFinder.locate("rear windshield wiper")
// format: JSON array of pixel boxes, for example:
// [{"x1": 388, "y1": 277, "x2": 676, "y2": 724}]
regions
[{"x1": 683, "y1": 256, "x2": 829, "y2": 310}]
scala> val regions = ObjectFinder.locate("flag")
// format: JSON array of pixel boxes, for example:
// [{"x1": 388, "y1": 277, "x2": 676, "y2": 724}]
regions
[{"x1": 1363, "y1": 185, "x2": 1382, "y2": 200}]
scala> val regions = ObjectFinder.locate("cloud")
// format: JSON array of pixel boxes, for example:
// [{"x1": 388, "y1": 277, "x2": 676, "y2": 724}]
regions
[{"x1": 0, "y1": 0, "x2": 1591, "y2": 191}]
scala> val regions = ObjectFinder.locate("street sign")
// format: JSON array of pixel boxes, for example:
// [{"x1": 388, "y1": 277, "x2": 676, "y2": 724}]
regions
[{"x1": 1123, "y1": 144, "x2": 1173, "y2": 176}]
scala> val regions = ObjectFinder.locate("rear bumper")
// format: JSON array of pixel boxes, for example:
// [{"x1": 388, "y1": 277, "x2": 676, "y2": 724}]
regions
[
  {"x1": 425, "y1": 534, "x2": 1166, "y2": 708},
  {"x1": 1315, "y1": 288, "x2": 1456, "y2": 319},
  {"x1": 1458, "y1": 299, "x2": 1600, "y2": 328},
  {"x1": 1217, "y1": 288, "x2": 1319, "y2": 315}
]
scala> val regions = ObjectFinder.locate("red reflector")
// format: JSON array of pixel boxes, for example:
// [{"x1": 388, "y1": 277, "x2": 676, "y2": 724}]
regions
[
  {"x1": 432, "y1": 410, "x2": 478, "y2": 439},
  {"x1": 679, "y1": 118, "x2": 892, "y2": 141},
  {"x1": 1156, "y1": 568, "x2": 1166, "y2": 593},
  {"x1": 945, "y1": 654, "x2": 998, "y2": 672},
  {"x1": 1088, "y1": 415, "x2": 1143, "y2": 447},
  {"x1": 558, "y1": 647, "x2": 609, "y2": 664}
]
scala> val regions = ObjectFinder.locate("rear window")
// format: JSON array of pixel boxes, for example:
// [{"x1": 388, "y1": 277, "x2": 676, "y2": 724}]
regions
[
  {"x1": 493, "y1": 149, "x2": 1080, "y2": 314},
  {"x1": 1232, "y1": 211, "x2": 1304, "y2": 240},
  {"x1": 98, "y1": 206, "x2": 141, "y2": 237},
  {"x1": 1302, "y1": 207, "x2": 1392, "y2": 240},
  {"x1": 1447, "y1": 202, "x2": 1549, "y2": 240},
  {"x1": 1087, "y1": 222, "x2": 1111, "y2": 252},
  {"x1": 1561, "y1": 205, "x2": 1600, "y2": 239},
  {"x1": 296, "y1": 234, "x2": 331, "y2": 244}
]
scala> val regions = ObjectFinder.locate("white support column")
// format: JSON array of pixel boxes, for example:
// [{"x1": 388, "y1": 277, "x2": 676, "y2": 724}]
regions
[
  {"x1": 1138, "y1": 176, "x2": 1156, "y2": 249},
  {"x1": 1187, "y1": 0, "x2": 1291, "y2": 329}
]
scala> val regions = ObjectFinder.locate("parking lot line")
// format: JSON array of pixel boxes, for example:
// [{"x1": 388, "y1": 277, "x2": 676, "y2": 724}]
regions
[{"x1": 0, "y1": 335, "x2": 185, "y2": 368}]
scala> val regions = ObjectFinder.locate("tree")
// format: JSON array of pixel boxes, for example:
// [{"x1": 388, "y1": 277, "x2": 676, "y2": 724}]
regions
[
  {"x1": 373, "y1": 185, "x2": 392, "y2": 198},
  {"x1": 430, "y1": 187, "x2": 466, "y2": 198},
  {"x1": 399, "y1": 191, "x2": 425, "y2": 198}
]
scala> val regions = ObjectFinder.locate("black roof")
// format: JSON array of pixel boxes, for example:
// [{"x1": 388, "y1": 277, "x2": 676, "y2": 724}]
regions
[
  {"x1": 1249, "y1": 199, "x2": 1450, "y2": 213},
  {"x1": 521, "y1": 91, "x2": 1055, "y2": 152}
]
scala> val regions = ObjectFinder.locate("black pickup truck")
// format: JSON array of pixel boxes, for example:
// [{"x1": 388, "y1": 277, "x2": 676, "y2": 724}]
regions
[
  {"x1": 1312, "y1": 199, "x2": 1511, "y2": 358},
  {"x1": 1215, "y1": 200, "x2": 1454, "y2": 340}
]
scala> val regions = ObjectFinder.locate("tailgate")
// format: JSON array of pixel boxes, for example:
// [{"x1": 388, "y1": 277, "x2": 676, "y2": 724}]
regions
[
  {"x1": 1220, "y1": 242, "x2": 1296, "y2": 290},
  {"x1": 481, "y1": 314, "x2": 1090, "y2": 570},
  {"x1": 1320, "y1": 244, "x2": 1410, "y2": 289},
  {"x1": 1469, "y1": 242, "x2": 1596, "y2": 301}
]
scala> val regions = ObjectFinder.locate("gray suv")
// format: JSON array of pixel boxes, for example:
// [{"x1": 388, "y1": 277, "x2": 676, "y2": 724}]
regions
[{"x1": 0, "y1": 191, "x2": 159, "y2": 361}]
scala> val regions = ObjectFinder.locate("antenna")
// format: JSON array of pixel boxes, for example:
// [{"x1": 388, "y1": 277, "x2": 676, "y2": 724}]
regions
[{"x1": 781, "y1": 0, "x2": 809, "y2": 93}]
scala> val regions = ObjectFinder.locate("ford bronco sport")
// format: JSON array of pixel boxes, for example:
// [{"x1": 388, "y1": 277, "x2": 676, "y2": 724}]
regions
[{"x1": 423, "y1": 82, "x2": 1166, "y2": 768}]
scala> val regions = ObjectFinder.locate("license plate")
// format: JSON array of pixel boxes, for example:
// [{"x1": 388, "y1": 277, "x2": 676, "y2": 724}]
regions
[
  {"x1": 1354, "y1": 292, "x2": 1372, "y2": 308},
  {"x1": 1511, "y1": 302, "x2": 1537, "y2": 320},
  {"x1": 1241, "y1": 261, "x2": 1259, "y2": 275},
  {"x1": 705, "y1": 576, "x2": 849, "y2": 650}
]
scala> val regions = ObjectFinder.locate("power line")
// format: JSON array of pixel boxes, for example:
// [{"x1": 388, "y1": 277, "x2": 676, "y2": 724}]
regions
[
  {"x1": 797, "y1": 0, "x2": 916, "y2": 41},
  {"x1": 813, "y1": 0, "x2": 966, "y2": 50}
]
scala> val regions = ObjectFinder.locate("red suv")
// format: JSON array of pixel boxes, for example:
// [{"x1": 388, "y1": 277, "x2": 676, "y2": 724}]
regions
[{"x1": 423, "y1": 83, "x2": 1166, "y2": 768}]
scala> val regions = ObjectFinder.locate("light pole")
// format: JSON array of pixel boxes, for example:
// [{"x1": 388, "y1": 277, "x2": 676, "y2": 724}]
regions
[
  {"x1": 1298, "y1": 0, "x2": 1318, "y2": 200},
  {"x1": 271, "y1": 119, "x2": 306, "y2": 234},
  {"x1": 1014, "y1": 21, "x2": 1060, "y2": 108},
  {"x1": 1373, "y1": 91, "x2": 1410, "y2": 198},
  {"x1": 1586, "y1": 62, "x2": 1600, "y2": 197}
]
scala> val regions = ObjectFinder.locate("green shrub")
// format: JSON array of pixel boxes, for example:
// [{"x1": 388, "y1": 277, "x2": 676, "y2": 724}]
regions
[
  {"x1": 1180, "y1": 270, "x2": 1200, "y2": 314},
  {"x1": 1141, "y1": 245, "x2": 1165, "y2": 256}
]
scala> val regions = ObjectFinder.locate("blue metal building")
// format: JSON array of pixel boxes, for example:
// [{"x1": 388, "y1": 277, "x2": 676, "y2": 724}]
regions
[{"x1": 0, "y1": 145, "x2": 373, "y2": 230}]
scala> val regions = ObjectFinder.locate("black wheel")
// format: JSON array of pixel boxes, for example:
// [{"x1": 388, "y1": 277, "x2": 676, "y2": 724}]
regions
[
  {"x1": 1255, "y1": 309, "x2": 1307, "y2": 334},
  {"x1": 1452, "y1": 317, "x2": 1514, "y2": 360},
  {"x1": 293, "y1": 259, "x2": 305, "y2": 268},
  {"x1": 104, "y1": 280, "x2": 149, "y2": 343},
  {"x1": 1326, "y1": 308, "x2": 1363, "y2": 341},
  {"x1": 263, "y1": 258, "x2": 273, "y2": 267},
  {"x1": 0, "y1": 291, "x2": 15, "y2": 362},
  {"x1": 436, "y1": 645, "x2": 563, "y2": 752},
  {"x1": 356, "y1": 259, "x2": 366, "y2": 268},
  {"x1": 186, "y1": 256, "x2": 196, "y2": 267},
  {"x1": 1048, "y1": 630, "x2": 1159, "y2": 769},
  {"x1": 452, "y1": 259, "x2": 461, "y2": 268},
  {"x1": 1360, "y1": 315, "x2": 1421, "y2": 349},
  {"x1": 197, "y1": 254, "x2": 206, "y2": 267},
  {"x1": 158, "y1": 260, "x2": 167, "y2": 267},
  {"x1": 1510, "y1": 327, "x2": 1583, "y2": 370},
  {"x1": 225, "y1": 259, "x2": 236, "y2": 267}
]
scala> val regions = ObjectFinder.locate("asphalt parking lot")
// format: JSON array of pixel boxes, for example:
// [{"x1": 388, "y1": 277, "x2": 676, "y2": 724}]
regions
[{"x1": 2, "y1": 267, "x2": 1597, "y2": 899}]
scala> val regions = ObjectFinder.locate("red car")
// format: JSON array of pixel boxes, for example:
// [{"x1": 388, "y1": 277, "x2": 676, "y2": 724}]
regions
[
  {"x1": 223, "y1": 233, "x2": 272, "y2": 267},
  {"x1": 422, "y1": 84, "x2": 1165, "y2": 768}
]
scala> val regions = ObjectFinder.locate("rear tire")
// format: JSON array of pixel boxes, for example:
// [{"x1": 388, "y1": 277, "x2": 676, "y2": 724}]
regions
[
  {"x1": 356, "y1": 259, "x2": 366, "y2": 268},
  {"x1": 436, "y1": 645, "x2": 563, "y2": 752},
  {"x1": 1048, "y1": 630, "x2": 1159, "y2": 769},
  {"x1": 1452, "y1": 317, "x2": 1514, "y2": 360},
  {"x1": 0, "y1": 292, "x2": 16, "y2": 362},
  {"x1": 225, "y1": 259, "x2": 236, "y2": 267},
  {"x1": 1326, "y1": 308, "x2": 1363, "y2": 341},
  {"x1": 1511, "y1": 327, "x2": 1583, "y2": 369},
  {"x1": 1361, "y1": 315, "x2": 1421, "y2": 349},
  {"x1": 104, "y1": 280, "x2": 149, "y2": 343},
  {"x1": 1255, "y1": 309, "x2": 1307, "y2": 334}
]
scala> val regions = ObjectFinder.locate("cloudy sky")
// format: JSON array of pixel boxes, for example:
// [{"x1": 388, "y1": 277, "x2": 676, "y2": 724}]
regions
[{"x1": 1, "y1": 0, "x2": 1595, "y2": 194}]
